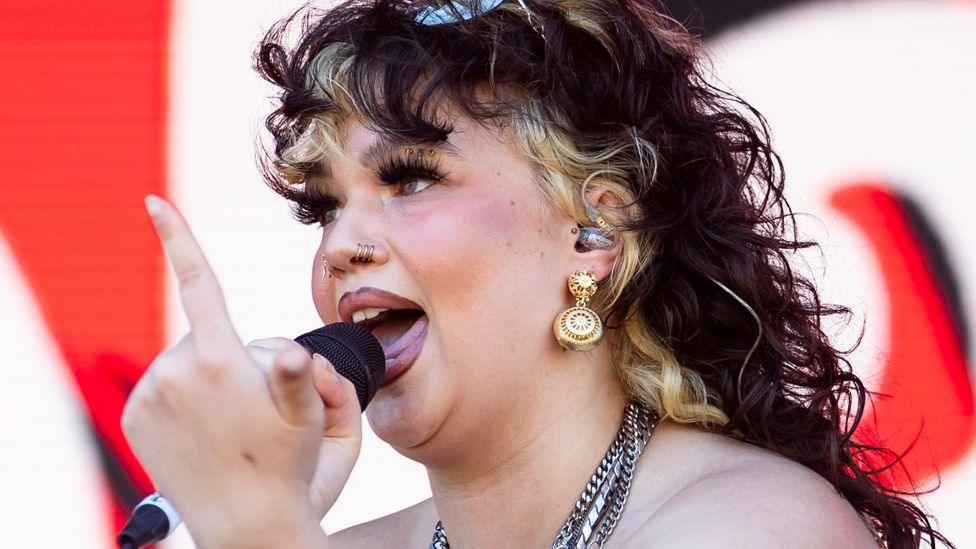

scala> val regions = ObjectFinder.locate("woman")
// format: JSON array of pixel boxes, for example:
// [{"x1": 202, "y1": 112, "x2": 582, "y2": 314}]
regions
[{"x1": 122, "y1": 0, "x2": 953, "y2": 547}]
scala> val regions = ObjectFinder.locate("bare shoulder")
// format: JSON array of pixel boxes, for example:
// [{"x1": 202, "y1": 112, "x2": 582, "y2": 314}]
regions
[
  {"x1": 327, "y1": 497, "x2": 438, "y2": 549},
  {"x1": 617, "y1": 421, "x2": 880, "y2": 549}
]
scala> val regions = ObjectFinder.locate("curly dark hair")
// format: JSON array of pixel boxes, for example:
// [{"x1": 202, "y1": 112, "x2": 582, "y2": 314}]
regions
[{"x1": 252, "y1": 1, "x2": 953, "y2": 546}]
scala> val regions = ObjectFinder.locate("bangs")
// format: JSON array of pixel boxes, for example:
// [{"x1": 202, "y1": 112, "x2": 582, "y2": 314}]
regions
[{"x1": 255, "y1": 0, "x2": 554, "y2": 190}]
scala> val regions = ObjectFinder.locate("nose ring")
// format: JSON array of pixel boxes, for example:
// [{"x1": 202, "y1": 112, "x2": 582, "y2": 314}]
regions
[{"x1": 353, "y1": 243, "x2": 375, "y2": 263}]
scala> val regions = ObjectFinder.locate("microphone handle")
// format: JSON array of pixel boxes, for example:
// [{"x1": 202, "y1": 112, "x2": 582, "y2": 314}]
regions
[{"x1": 115, "y1": 493, "x2": 180, "y2": 549}]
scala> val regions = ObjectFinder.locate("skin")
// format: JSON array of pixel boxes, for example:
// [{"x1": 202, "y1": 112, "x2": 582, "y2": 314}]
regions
[
  {"x1": 311, "y1": 111, "x2": 630, "y2": 547},
  {"x1": 122, "y1": 107, "x2": 880, "y2": 548},
  {"x1": 312, "y1": 112, "x2": 881, "y2": 548},
  {"x1": 122, "y1": 195, "x2": 354, "y2": 548}
]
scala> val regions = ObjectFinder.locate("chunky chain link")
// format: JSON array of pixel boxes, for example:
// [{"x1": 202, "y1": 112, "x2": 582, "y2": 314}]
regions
[
  {"x1": 554, "y1": 431, "x2": 626, "y2": 546},
  {"x1": 430, "y1": 401, "x2": 658, "y2": 549},
  {"x1": 593, "y1": 402, "x2": 653, "y2": 546},
  {"x1": 430, "y1": 523, "x2": 449, "y2": 549}
]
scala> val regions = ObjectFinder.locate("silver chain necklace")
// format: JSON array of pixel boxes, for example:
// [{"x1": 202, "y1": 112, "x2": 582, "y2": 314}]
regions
[{"x1": 430, "y1": 401, "x2": 658, "y2": 549}]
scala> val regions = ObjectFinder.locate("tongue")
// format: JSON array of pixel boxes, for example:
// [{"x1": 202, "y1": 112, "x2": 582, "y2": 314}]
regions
[{"x1": 371, "y1": 310, "x2": 427, "y2": 358}]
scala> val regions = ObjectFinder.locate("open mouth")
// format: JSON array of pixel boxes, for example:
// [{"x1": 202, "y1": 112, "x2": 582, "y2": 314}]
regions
[{"x1": 357, "y1": 308, "x2": 429, "y2": 386}]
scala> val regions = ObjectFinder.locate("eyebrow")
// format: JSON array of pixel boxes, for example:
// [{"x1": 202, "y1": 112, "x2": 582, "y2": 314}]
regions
[
  {"x1": 309, "y1": 134, "x2": 464, "y2": 191},
  {"x1": 361, "y1": 135, "x2": 465, "y2": 168}
]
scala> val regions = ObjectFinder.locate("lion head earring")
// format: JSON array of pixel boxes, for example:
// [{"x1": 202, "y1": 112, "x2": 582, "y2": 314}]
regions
[{"x1": 553, "y1": 267, "x2": 605, "y2": 351}]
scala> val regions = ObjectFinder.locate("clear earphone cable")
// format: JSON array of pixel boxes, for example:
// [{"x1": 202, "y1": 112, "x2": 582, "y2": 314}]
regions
[{"x1": 706, "y1": 276, "x2": 763, "y2": 404}]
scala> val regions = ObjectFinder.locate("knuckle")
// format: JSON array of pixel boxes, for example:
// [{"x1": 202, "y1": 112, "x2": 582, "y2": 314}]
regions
[
  {"x1": 247, "y1": 336, "x2": 293, "y2": 349},
  {"x1": 152, "y1": 361, "x2": 184, "y2": 396},
  {"x1": 194, "y1": 346, "x2": 231, "y2": 379},
  {"x1": 176, "y1": 261, "x2": 208, "y2": 288}
]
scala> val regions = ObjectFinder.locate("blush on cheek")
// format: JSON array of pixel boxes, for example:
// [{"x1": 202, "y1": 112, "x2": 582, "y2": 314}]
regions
[
  {"x1": 401, "y1": 194, "x2": 520, "y2": 283},
  {"x1": 399, "y1": 196, "x2": 535, "y2": 340}
]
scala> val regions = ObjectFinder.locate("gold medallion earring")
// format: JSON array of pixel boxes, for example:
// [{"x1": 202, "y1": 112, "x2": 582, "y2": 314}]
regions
[{"x1": 553, "y1": 267, "x2": 605, "y2": 351}]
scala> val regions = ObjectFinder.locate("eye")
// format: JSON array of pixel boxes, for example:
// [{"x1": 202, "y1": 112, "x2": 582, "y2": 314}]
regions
[
  {"x1": 401, "y1": 178, "x2": 434, "y2": 196},
  {"x1": 290, "y1": 151, "x2": 447, "y2": 228},
  {"x1": 320, "y1": 205, "x2": 341, "y2": 224},
  {"x1": 290, "y1": 190, "x2": 341, "y2": 227},
  {"x1": 376, "y1": 150, "x2": 447, "y2": 195}
]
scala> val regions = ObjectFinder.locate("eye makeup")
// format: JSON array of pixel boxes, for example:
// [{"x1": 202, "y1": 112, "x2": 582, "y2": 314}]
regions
[{"x1": 289, "y1": 142, "x2": 451, "y2": 226}]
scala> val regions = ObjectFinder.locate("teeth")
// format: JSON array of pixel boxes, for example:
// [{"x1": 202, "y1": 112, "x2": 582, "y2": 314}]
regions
[{"x1": 352, "y1": 307, "x2": 389, "y2": 324}]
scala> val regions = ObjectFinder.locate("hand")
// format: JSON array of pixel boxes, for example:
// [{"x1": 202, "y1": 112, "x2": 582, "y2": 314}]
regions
[
  {"x1": 244, "y1": 337, "x2": 363, "y2": 518},
  {"x1": 121, "y1": 195, "x2": 359, "y2": 547}
]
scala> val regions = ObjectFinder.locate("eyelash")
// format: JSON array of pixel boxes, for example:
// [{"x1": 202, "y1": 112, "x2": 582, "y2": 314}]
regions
[{"x1": 290, "y1": 153, "x2": 447, "y2": 226}]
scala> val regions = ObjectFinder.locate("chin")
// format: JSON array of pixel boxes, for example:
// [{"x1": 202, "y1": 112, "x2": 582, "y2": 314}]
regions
[
  {"x1": 366, "y1": 399, "x2": 449, "y2": 455},
  {"x1": 365, "y1": 351, "x2": 452, "y2": 452}
]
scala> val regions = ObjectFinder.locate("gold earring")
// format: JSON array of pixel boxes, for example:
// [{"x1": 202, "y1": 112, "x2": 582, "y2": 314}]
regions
[
  {"x1": 553, "y1": 267, "x2": 605, "y2": 351},
  {"x1": 321, "y1": 254, "x2": 331, "y2": 278}
]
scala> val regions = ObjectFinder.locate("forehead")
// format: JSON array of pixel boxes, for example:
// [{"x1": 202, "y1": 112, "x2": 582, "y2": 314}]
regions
[
  {"x1": 341, "y1": 111, "x2": 502, "y2": 154},
  {"x1": 314, "y1": 112, "x2": 517, "y2": 178}
]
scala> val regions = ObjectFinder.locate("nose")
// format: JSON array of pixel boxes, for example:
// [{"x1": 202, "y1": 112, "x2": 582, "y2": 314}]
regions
[{"x1": 318, "y1": 195, "x2": 388, "y2": 278}]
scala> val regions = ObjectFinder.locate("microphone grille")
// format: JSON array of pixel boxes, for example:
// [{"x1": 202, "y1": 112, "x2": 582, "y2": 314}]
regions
[{"x1": 293, "y1": 322, "x2": 385, "y2": 411}]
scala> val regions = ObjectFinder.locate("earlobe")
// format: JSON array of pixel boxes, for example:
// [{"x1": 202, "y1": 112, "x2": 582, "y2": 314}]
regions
[{"x1": 570, "y1": 248, "x2": 619, "y2": 283}]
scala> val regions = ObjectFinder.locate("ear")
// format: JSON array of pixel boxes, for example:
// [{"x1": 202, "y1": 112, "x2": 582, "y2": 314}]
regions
[{"x1": 565, "y1": 187, "x2": 624, "y2": 282}]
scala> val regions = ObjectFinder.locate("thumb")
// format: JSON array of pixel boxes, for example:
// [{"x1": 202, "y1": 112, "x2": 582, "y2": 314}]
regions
[
  {"x1": 268, "y1": 345, "x2": 321, "y2": 427},
  {"x1": 311, "y1": 354, "x2": 362, "y2": 441}
]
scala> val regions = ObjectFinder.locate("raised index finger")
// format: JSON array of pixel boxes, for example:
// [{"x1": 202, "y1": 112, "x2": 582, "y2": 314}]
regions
[{"x1": 144, "y1": 194, "x2": 240, "y2": 347}]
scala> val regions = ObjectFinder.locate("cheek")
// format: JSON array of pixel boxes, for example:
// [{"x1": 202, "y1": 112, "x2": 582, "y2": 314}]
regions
[
  {"x1": 396, "y1": 189, "x2": 558, "y2": 357},
  {"x1": 398, "y1": 191, "x2": 526, "y2": 295},
  {"x1": 311, "y1": 251, "x2": 339, "y2": 323}
]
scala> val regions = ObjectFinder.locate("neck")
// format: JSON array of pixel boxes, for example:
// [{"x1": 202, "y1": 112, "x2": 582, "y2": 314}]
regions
[{"x1": 425, "y1": 347, "x2": 629, "y2": 548}]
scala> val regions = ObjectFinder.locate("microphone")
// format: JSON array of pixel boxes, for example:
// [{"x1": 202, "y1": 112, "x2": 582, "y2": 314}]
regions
[{"x1": 116, "y1": 322, "x2": 385, "y2": 549}]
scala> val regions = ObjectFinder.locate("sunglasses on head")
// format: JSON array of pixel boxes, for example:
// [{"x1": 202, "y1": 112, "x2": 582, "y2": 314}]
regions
[{"x1": 412, "y1": 0, "x2": 546, "y2": 40}]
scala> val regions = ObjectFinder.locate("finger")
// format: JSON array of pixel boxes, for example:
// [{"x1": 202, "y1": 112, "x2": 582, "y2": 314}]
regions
[
  {"x1": 310, "y1": 354, "x2": 350, "y2": 411},
  {"x1": 247, "y1": 338, "x2": 299, "y2": 376},
  {"x1": 245, "y1": 345, "x2": 277, "y2": 376},
  {"x1": 144, "y1": 195, "x2": 240, "y2": 347},
  {"x1": 246, "y1": 337, "x2": 295, "y2": 352},
  {"x1": 307, "y1": 354, "x2": 362, "y2": 517},
  {"x1": 268, "y1": 345, "x2": 322, "y2": 427},
  {"x1": 311, "y1": 354, "x2": 361, "y2": 439}
]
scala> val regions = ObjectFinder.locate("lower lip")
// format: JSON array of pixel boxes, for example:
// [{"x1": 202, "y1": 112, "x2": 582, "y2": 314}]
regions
[{"x1": 381, "y1": 314, "x2": 428, "y2": 387}]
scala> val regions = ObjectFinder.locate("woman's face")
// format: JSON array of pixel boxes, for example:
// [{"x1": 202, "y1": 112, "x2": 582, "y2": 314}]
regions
[{"x1": 310, "y1": 112, "x2": 583, "y2": 459}]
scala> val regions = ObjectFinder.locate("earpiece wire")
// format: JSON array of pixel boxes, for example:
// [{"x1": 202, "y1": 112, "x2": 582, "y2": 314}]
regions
[
  {"x1": 706, "y1": 276, "x2": 763, "y2": 404},
  {"x1": 578, "y1": 136, "x2": 760, "y2": 407}
]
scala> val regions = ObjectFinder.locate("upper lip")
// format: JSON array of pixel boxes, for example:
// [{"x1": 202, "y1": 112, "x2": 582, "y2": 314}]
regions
[{"x1": 337, "y1": 287, "x2": 424, "y2": 324}]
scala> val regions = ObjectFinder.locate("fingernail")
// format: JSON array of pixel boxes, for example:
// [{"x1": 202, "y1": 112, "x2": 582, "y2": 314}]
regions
[
  {"x1": 144, "y1": 195, "x2": 166, "y2": 224},
  {"x1": 313, "y1": 353, "x2": 339, "y2": 382}
]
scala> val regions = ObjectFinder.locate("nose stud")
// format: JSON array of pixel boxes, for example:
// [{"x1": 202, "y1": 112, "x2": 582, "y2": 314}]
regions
[{"x1": 321, "y1": 254, "x2": 331, "y2": 278}]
